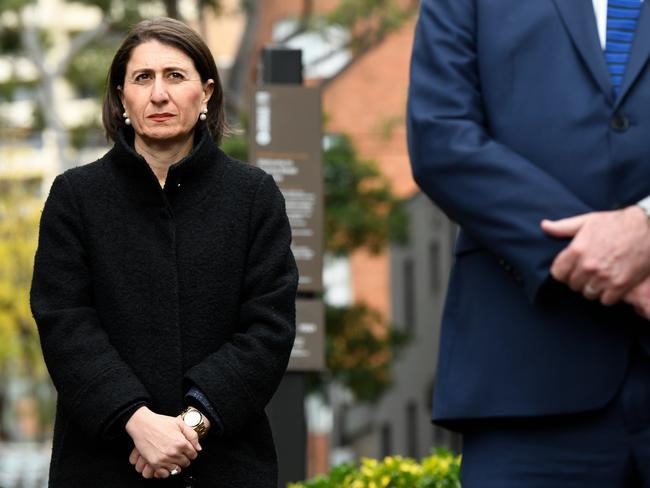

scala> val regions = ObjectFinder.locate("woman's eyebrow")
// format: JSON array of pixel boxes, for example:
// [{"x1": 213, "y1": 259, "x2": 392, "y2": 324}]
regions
[
  {"x1": 162, "y1": 66, "x2": 191, "y2": 73},
  {"x1": 128, "y1": 66, "x2": 192, "y2": 75}
]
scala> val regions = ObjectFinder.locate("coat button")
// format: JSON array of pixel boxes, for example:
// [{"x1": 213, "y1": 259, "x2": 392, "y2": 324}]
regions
[
  {"x1": 610, "y1": 114, "x2": 629, "y2": 131},
  {"x1": 183, "y1": 475, "x2": 196, "y2": 487}
]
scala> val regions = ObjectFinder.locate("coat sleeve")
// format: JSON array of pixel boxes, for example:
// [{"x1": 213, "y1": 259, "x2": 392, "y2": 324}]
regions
[
  {"x1": 407, "y1": 0, "x2": 593, "y2": 301},
  {"x1": 183, "y1": 173, "x2": 298, "y2": 437},
  {"x1": 30, "y1": 174, "x2": 151, "y2": 440}
]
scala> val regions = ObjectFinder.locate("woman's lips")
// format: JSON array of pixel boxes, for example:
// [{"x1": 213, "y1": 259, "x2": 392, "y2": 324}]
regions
[{"x1": 148, "y1": 113, "x2": 175, "y2": 122}]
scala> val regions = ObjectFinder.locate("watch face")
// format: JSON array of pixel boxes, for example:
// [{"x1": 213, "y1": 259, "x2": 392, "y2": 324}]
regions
[{"x1": 184, "y1": 410, "x2": 202, "y2": 428}]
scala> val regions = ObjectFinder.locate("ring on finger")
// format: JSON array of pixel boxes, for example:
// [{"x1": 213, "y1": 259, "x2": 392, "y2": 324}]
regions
[
  {"x1": 584, "y1": 284, "x2": 599, "y2": 298},
  {"x1": 170, "y1": 467, "x2": 180, "y2": 476}
]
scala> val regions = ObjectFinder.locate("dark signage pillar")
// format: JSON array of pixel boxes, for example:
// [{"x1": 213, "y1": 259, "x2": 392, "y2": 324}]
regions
[{"x1": 253, "y1": 47, "x2": 325, "y2": 488}]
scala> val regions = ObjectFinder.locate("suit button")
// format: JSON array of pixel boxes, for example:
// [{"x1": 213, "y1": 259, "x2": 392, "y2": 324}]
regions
[
  {"x1": 610, "y1": 114, "x2": 629, "y2": 131},
  {"x1": 183, "y1": 475, "x2": 196, "y2": 487}
]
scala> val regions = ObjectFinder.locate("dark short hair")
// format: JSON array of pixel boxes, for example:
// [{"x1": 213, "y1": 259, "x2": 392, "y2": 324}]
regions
[{"x1": 102, "y1": 17, "x2": 226, "y2": 144}]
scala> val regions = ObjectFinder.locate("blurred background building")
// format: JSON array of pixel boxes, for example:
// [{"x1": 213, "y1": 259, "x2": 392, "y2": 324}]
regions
[{"x1": 0, "y1": 0, "x2": 460, "y2": 485}]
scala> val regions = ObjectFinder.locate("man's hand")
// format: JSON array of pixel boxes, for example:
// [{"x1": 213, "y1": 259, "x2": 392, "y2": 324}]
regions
[
  {"x1": 125, "y1": 406, "x2": 202, "y2": 479},
  {"x1": 541, "y1": 206, "x2": 650, "y2": 305}
]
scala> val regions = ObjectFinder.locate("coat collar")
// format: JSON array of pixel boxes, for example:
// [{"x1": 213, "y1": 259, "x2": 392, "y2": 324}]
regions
[
  {"x1": 551, "y1": 0, "x2": 613, "y2": 103},
  {"x1": 107, "y1": 126, "x2": 225, "y2": 209},
  {"x1": 552, "y1": 0, "x2": 650, "y2": 107}
]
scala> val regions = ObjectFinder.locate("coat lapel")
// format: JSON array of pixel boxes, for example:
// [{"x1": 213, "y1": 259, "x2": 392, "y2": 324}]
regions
[
  {"x1": 551, "y1": 0, "x2": 613, "y2": 103},
  {"x1": 615, "y1": 1, "x2": 650, "y2": 107}
]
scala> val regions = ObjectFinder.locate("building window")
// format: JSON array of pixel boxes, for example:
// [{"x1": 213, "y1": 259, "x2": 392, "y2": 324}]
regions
[
  {"x1": 403, "y1": 258, "x2": 415, "y2": 332},
  {"x1": 406, "y1": 401, "x2": 418, "y2": 458},
  {"x1": 323, "y1": 254, "x2": 352, "y2": 307},
  {"x1": 381, "y1": 423, "x2": 392, "y2": 458},
  {"x1": 429, "y1": 241, "x2": 440, "y2": 293}
]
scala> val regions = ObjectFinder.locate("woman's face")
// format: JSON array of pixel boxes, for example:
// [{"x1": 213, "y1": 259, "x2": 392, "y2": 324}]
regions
[{"x1": 119, "y1": 40, "x2": 214, "y2": 147}]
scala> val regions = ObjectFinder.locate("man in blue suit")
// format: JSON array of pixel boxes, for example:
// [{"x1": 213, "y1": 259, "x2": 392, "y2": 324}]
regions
[{"x1": 408, "y1": 0, "x2": 650, "y2": 485}]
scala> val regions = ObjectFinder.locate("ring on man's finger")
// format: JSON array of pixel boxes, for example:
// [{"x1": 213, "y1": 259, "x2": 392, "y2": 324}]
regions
[
  {"x1": 584, "y1": 284, "x2": 599, "y2": 298},
  {"x1": 170, "y1": 467, "x2": 180, "y2": 476}
]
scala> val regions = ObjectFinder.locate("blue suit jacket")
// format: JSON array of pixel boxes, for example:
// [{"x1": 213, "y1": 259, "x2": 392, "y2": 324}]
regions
[{"x1": 407, "y1": 0, "x2": 650, "y2": 427}]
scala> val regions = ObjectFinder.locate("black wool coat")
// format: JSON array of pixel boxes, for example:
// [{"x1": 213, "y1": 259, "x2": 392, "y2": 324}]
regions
[{"x1": 30, "y1": 128, "x2": 298, "y2": 487}]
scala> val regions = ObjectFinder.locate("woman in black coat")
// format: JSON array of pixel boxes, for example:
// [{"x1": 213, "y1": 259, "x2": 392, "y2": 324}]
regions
[{"x1": 30, "y1": 17, "x2": 297, "y2": 488}]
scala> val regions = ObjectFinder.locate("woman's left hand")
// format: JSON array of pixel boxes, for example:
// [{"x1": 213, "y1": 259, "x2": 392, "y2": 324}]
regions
[{"x1": 129, "y1": 447, "x2": 183, "y2": 479}]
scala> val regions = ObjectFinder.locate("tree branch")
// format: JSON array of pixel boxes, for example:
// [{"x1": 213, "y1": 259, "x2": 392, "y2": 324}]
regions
[
  {"x1": 225, "y1": 0, "x2": 261, "y2": 118},
  {"x1": 54, "y1": 15, "x2": 111, "y2": 78},
  {"x1": 20, "y1": 21, "x2": 46, "y2": 77}
]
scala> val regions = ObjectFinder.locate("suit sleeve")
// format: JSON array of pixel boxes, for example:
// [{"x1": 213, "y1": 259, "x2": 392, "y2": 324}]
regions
[
  {"x1": 183, "y1": 174, "x2": 298, "y2": 437},
  {"x1": 407, "y1": 0, "x2": 593, "y2": 301},
  {"x1": 30, "y1": 174, "x2": 151, "y2": 440}
]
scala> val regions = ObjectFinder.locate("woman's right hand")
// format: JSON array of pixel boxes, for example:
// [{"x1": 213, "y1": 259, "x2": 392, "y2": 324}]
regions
[{"x1": 125, "y1": 406, "x2": 201, "y2": 477}]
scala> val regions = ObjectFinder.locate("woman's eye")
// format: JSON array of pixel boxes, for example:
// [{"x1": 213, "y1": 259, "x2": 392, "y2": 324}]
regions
[
  {"x1": 134, "y1": 73, "x2": 151, "y2": 82},
  {"x1": 168, "y1": 72, "x2": 184, "y2": 81}
]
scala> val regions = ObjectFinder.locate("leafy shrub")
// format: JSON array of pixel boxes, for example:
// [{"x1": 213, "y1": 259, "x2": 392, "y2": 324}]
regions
[{"x1": 289, "y1": 449, "x2": 461, "y2": 488}]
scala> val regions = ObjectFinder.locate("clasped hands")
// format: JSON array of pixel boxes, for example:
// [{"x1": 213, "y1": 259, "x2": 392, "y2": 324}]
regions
[
  {"x1": 125, "y1": 406, "x2": 209, "y2": 479},
  {"x1": 541, "y1": 205, "x2": 650, "y2": 318}
]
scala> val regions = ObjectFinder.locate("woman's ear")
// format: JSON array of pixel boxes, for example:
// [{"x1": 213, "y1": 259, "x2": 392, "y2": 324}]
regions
[{"x1": 203, "y1": 79, "x2": 215, "y2": 103}]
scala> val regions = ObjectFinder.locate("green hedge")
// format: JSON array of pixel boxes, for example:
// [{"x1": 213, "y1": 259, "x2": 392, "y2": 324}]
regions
[{"x1": 288, "y1": 449, "x2": 461, "y2": 488}]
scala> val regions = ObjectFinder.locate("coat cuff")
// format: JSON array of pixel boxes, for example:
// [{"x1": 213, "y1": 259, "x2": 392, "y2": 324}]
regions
[
  {"x1": 102, "y1": 400, "x2": 147, "y2": 440},
  {"x1": 72, "y1": 366, "x2": 151, "y2": 440},
  {"x1": 185, "y1": 386, "x2": 224, "y2": 436}
]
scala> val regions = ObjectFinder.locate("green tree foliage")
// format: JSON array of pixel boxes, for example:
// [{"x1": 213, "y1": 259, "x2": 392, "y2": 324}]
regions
[
  {"x1": 65, "y1": 39, "x2": 119, "y2": 99},
  {"x1": 220, "y1": 134, "x2": 248, "y2": 161},
  {"x1": 289, "y1": 449, "x2": 461, "y2": 488},
  {"x1": 323, "y1": 304, "x2": 409, "y2": 402},
  {"x1": 318, "y1": 135, "x2": 409, "y2": 402},
  {"x1": 0, "y1": 181, "x2": 44, "y2": 378},
  {"x1": 328, "y1": 0, "x2": 419, "y2": 54},
  {"x1": 325, "y1": 134, "x2": 407, "y2": 256}
]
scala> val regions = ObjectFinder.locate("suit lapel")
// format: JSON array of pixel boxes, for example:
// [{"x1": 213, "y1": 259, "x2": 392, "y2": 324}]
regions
[
  {"x1": 616, "y1": 1, "x2": 650, "y2": 107},
  {"x1": 551, "y1": 0, "x2": 613, "y2": 103}
]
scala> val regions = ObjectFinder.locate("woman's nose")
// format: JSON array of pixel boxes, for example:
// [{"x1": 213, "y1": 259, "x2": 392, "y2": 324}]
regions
[{"x1": 150, "y1": 77, "x2": 170, "y2": 103}]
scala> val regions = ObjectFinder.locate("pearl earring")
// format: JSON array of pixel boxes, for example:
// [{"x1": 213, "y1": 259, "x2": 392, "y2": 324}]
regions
[
  {"x1": 123, "y1": 111, "x2": 131, "y2": 126},
  {"x1": 199, "y1": 108, "x2": 207, "y2": 121}
]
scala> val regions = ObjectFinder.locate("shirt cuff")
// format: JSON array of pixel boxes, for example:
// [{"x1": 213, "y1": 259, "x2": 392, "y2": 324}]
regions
[{"x1": 185, "y1": 386, "x2": 224, "y2": 436}]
